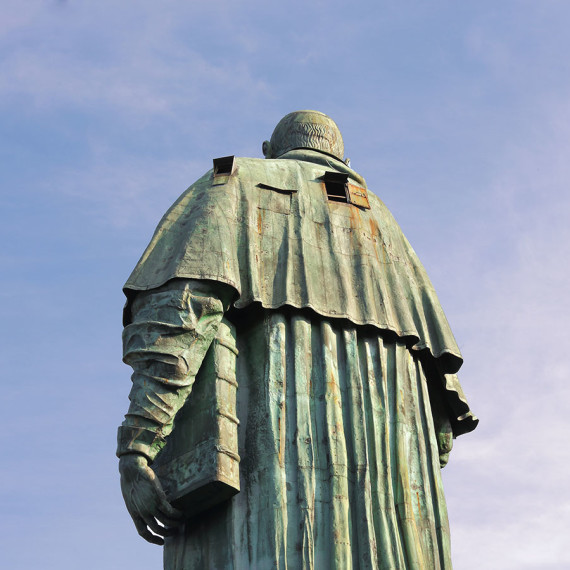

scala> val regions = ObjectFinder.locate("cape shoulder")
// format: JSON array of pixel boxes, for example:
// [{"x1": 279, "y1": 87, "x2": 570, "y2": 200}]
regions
[
  {"x1": 125, "y1": 154, "x2": 457, "y2": 363},
  {"x1": 124, "y1": 153, "x2": 476, "y2": 435}
]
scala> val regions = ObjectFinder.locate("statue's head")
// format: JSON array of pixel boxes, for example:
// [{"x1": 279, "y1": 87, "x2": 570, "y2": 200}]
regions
[{"x1": 263, "y1": 110, "x2": 345, "y2": 161}]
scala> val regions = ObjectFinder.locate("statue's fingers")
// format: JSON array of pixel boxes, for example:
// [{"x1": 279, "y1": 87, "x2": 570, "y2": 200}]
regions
[
  {"x1": 156, "y1": 510, "x2": 184, "y2": 529},
  {"x1": 156, "y1": 499, "x2": 184, "y2": 520},
  {"x1": 156, "y1": 523, "x2": 180, "y2": 537},
  {"x1": 131, "y1": 495, "x2": 171, "y2": 538},
  {"x1": 143, "y1": 515, "x2": 178, "y2": 538},
  {"x1": 150, "y1": 484, "x2": 184, "y2": 520},
  {"x1": 133, "y1": 516, "x2": 164, "y2": 546}
]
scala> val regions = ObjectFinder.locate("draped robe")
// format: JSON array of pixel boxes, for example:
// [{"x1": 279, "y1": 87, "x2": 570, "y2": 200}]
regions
[{"x1": 119, "y1": 150, "x2": 477, "y2": 569}]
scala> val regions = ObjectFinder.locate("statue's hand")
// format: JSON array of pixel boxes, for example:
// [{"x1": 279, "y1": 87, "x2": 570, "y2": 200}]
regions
[
  {"x1": 119, "y1": 454, "x2": 184, "y2": 545},
  {"x1": 437, "y1": 431, "x2": 453, "y2": 468}
]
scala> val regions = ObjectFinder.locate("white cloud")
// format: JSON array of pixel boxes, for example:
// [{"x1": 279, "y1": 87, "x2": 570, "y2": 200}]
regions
[
  {"x1": 0, "y1": 1, "x2": 271, "y2": 117},
  {"x1": 442, "y1": 96, "x2": 570, "y2": 568},
  {"x1": 453, "y1": 499, "x2": 570, "y2": 569},
  {"x1": 49, "y1": 151, "x2": 205, "y2": 229},
  {"x1": 3, "y1": 2, "x2": 570, "y2": 568}
]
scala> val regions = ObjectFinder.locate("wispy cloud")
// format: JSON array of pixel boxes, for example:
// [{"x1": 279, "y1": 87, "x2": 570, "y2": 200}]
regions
[
  {"x1": 0, "y1": 1, "x2": 270, "y2": 117},
  {"x1": 442, "y1": 95, "x2": 570, "y2": 568},
  {"x1": 3, "y1": 2, "x2": 570, "y2": 568},
  {"x1": 49, "y1": 151, "x2": 205, "y2": 229}
]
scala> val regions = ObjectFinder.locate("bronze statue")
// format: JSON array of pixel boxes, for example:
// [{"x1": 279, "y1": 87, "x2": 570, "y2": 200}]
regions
[{"x1": 118, "y1": 110, "x2": 477, "y2": 569}]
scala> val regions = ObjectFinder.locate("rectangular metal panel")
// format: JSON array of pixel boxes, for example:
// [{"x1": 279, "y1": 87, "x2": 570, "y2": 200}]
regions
[{"x1": 346, "y1": 182, "x2": 370, "y2": 209}]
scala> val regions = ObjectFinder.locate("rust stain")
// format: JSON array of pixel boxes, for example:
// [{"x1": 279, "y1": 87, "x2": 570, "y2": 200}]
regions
[
  {"x1": 348, "y1": 202, "x2": 361, "y2": 230},
  {"x1": 327, "y1": 369, "x2": 338, "y2": 392},
  {"x1": 368, "y1": 218, "x2": 379, "y2": 237},
  {"x1": 327, "y1": 369, "x2": 343, "y2": 408},
  {"x1": 369, "y1": 218, "x2": 386, "y2": 264},
  {"x1": 257, "y1": 208, "x2": 263, "y2": 234},
  {"x1": 347, "y1": 182, "x2": 371, "y2": 209}
]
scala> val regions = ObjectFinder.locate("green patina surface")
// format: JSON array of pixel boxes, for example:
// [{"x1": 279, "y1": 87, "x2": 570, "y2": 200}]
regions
[
  {"x1": 118, "y1": 112, "x2": 477, "y2": 569},
  {"x1": 124, "y1": 149, "x2": 475, "y2": 437}
]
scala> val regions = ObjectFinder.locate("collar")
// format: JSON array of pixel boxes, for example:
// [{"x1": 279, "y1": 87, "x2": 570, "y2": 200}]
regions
[{"x1": 276, "y1": 149, "x2": 367, "y2": 188}]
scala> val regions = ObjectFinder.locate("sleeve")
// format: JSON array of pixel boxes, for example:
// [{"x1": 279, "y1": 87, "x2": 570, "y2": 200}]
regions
[
  {"x1": 428, "y1": 384, "x2": 454, "y2": 468},
  {"x1": 116, "y1": 278, "x2": 233, "y2": 462}
]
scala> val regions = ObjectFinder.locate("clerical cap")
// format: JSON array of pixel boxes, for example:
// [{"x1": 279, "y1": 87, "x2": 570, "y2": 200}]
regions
[{"x1": 264, "y1": 110, "x2": 345, "y2": 161}]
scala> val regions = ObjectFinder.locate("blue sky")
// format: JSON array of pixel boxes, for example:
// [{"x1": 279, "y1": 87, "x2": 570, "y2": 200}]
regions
[{"x1": 2, "y1": 1, "x2": 569, "y2": 568}]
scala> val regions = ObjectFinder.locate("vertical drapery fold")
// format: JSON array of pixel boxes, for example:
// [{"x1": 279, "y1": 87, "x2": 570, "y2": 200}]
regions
[
  {"x1": 125, "y1": 152, "x2": 478, "y2": 446},
  {"x1": 165, "y1": 310, "x2": 452, "y2": 569}
]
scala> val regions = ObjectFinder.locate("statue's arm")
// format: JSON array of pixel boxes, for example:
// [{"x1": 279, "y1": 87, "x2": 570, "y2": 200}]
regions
[
  {"x1": 117, "y1": 278, "x2": 233, "y2": 544},
  {"x1": 428, "y1": 376, "x2": 454, "y2": 468}
]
